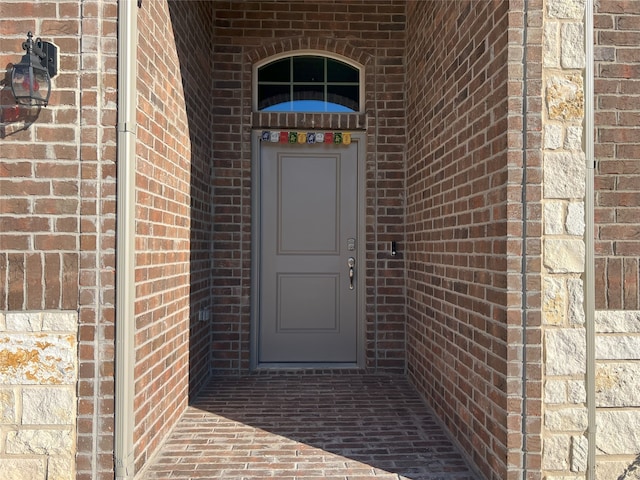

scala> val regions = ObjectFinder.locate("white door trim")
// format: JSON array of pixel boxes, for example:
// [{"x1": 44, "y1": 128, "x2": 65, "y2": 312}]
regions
[{"x1": 250, "y1": 130, "x2": 366, "y2": 370}]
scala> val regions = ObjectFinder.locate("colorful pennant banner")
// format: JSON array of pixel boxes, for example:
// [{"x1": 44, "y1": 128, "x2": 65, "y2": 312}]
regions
[{"x1": 260, "y1": 131, "x2": 352, "y2": 145}]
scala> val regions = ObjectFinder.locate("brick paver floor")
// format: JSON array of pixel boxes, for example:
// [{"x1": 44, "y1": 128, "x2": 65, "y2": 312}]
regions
[{"x1": 142, "y1": 374, "x2": 481, "y2": 480}]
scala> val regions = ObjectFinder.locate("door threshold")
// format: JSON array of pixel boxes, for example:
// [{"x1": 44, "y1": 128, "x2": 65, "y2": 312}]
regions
[{"x1": 254, "y1": 362, "x2": 362, "y2": 373}]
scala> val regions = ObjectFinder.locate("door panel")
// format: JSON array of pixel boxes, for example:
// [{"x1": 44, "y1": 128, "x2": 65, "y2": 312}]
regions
[
  {"x1": 259, "y1": 141, "x2": 358, "y2": 363},
  {"x1": 278, "y1": 156, "x2": 338, "y2": 254},
  {"x1": 277, "y1": 274, "x2": 338, "y2": 331}
]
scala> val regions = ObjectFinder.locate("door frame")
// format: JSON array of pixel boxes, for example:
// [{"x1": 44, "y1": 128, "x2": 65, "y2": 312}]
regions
[{"x1": 250, "y1": 130, "x2": 367, "y2": 370}]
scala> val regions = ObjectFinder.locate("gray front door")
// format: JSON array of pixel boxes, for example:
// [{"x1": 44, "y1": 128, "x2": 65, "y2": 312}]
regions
[{"x1": 258, "y1": 139, "x2": 359, "y2": 363}]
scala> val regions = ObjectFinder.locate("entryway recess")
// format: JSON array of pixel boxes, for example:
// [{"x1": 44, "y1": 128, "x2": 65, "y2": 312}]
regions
[{"x1": 251, "y1": 132, "x2": 365, "y2": 368}]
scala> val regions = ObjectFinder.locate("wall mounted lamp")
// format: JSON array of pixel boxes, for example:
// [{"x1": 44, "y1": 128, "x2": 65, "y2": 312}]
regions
[{"x1": 10, "y1": 32, "x2": 58, "y2": 107}]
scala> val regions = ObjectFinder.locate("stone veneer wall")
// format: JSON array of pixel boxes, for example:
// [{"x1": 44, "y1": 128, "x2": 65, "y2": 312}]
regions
[
  {"x1": 543, "y1": 1, "x2": 640, "y2": 478},
  {"x1": 541, "y1": 0, "x2": 588, "y2": 478},
  {"x1": 595, "y1": 311, "x2": 640, "y2": 479},
  {"x1": 0, "y1": 311, "x2": 77, "y2": 480}
]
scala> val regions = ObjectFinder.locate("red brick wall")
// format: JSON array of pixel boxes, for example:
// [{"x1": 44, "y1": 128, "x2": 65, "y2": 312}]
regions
[
  {"x1": 211, "y1": 0, "x2": 407, "y2": 372},
  {"x1": 594, "y1": 3, "x2": 640, "y2": 310},
  {"x1": 405, "y1": 2, "x2": 530, "y2": 478},
  {"x1": 1, "y1": 1, "x2": 215, "y2": 476},
  {"x1": 0, "y1": 1, "x2": 554, "y2": 478},
  {"x1": 133, "y1": 0, "x2": 214, "y2": 471},
  {"x1": 0, "y1": 2, "x2": 120, "y2": 479},
  {"x1": 0, "y1": 4, "x2": 81, "y2": 312},
  {"x1": 166, "y1": 1, "x2": 216, "y2": 400},
  {"x1": 75, "y1": 2, "x2": 119, "y2": 476}
]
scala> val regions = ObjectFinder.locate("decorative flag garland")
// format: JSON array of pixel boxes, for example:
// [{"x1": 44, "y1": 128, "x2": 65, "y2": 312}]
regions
[{"x1": 261, "y1": 131, "x2": 352, "y2": 145}]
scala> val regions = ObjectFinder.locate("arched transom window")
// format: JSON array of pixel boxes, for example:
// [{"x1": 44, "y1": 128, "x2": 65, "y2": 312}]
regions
[{"x1": 256, "y1": 54, "x2": 361, "y2": 113}]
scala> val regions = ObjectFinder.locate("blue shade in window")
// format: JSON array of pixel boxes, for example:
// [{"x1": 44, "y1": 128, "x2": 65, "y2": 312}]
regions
[
  {"x1": 257, "y1": 55, "x2": 360, "y2": 112},
  {"x1": 263, "y1": 100, "x2": 355, "y2": 113}
]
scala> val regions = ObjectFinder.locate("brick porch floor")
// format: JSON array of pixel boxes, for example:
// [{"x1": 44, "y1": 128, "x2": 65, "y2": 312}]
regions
[{"x1": 142, "y1": 374, "x2": 481, "y2": 480}]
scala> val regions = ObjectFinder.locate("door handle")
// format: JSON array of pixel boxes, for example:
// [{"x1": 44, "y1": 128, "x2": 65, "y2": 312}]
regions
[{"x1": 348, "y1": 257, "x2": 355, "y2": 290}]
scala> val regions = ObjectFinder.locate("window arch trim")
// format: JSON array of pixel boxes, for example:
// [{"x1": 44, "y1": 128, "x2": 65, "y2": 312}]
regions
[{"x1": 252, "y1": 50, "x2": 365, "y2": 114}]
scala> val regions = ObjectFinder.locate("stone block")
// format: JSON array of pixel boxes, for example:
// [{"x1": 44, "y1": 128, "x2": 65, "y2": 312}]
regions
[
  {"x1": 42, "y1": 312, "x2": 78, "y2": 332},
  {"x1": 565, "y1": 126, "x2": 582, "y2": 151},
  {"x1": 48, "y1": 455, "x2": 75, "y2": 480},
  {"x1": 545, "y1": 379, "x2": 566, "y2": 404},
  {"x1": 544, "y1": 277, "x2": 566, "y2": 325},
  {"x1": 568, "y1": 278, "x2": 585, "y2": 325},
  {"x1": 0, "y1": 388, "x2": 17, "y2": 423},
  {"x1": 5, "y1": 313, "x2": 43, "y2": 332},
  {"x1": 544, "y1": 151, "x2": 586, "y2": 198},
  {"x1": 596, "y1": 311, "x2": 640, "y2": 333},
  {"x1": 567, "y1": 380, "x2": 586, "y2": 404},
  {"x1": 546, "y1": 74, "x2": 584, "y2": 122},
  {"x1": 545, "y1": 202, "x2": 565, "y2": 235},
  {"x1": 0, "y1": 333, "x2": 77, "y2": 385},
  {"x1": 566, "y1": 202, "x2": 585, "y2": 236},
  {"x1": 548, "y1": 0, "x2": 586, "y2": 19},
  {"x1": 545, "y1": 407, "x2": 588, "y2": 431},
  {"x1": 545, "y1": 239, "x2": 585, "y2": 273},
  {"x1": 544, "y1": 22, "x2": 560, "y2": 68},
  {"x1": 571, "y1": 435, "x2": 588, "y2": 472},
  {"x1": 596, "y1": 363, "x2": 640, "y2": 407},
  {"x1": 22, "y1": 388, "x2": 76, "y2": 425},
  {"x1": 545, "y1": 124, "x2": 563, "y2": 150},
  {"x1": 546, "y1": 328, "x2": 586, "y2": 375},
  {"x1": 597, "y1": 411, "x2": 640, "y2": 455},
  {"x1": 0, "y1": 459, "x2": 46, "y2": 480},
  {"x1": 596, "y1": 335, "x2": 640, "y2": 360},
  {"x1": 6, "y1": 429, "x2": 73, "y2": 455},
  {"x1": 595, "y1": 459, "x2": 640, "y2": 480},
  {"x1": 0, "y1": 313, "x2": 5, "y2": 331},
  {"x1": 561, "y1": 23, "x2": 585, "y2": 69},
  {"x1": 543, "y1": 434, "x2": 571, "y2": 470}
]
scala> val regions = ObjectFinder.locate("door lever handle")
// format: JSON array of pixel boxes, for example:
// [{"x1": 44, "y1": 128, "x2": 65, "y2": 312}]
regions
[{"x1": 348, "y1": 257, "x2": 355, "y2": 290}]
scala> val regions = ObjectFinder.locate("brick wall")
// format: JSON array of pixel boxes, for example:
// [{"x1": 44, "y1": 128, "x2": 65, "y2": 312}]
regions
[
  {"x1": 165, "y1": 0, "x2": 215, "y2": 400},
  {"x1": 0, "y1": 4, "x2": 80, "y2": 314},
  {"x1": 211, "y1": 0, "x2": 407, "y2": 372},
  {"x1": 75, "y1": 2, "x2": 119, "y2": 478},
  {"x1": 133, "y1": 0, "x2": 214, "y2": 472},
  {"x1": 1, "y1": 1, "x2": 215, "y2": 478},
  {"x1": 0, "y1": 2, "x2": 117, "y2": 479},
  {"x1": 594, "y1": 2, "x2": 640, "y2": 310},
  {"x1": 404, "y1": 2, "x2": 541, "y2": 479}
]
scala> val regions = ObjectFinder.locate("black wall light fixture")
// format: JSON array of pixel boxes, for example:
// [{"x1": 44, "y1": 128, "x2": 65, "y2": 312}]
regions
[{"x1": 10, "y1": 32, "x2": 58, "y2": 106}]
